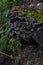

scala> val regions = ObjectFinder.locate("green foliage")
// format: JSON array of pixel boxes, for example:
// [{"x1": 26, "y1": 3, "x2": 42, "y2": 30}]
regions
[
  {"x1": 0, "y1": 33, "x2": 21, "y2": 52},
  {"x1": 8, "y1": 38, "x2": 21, "y2": 51},
  {"x1": 0, "y1": 0, "x2": 20, "y2": 26},
  {"x1": 0, "y1": 35, "x2": 8, "y2": 51}
]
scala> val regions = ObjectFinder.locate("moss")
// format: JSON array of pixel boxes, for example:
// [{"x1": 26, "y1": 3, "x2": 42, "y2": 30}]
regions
[
  {"x1": 18, "y1": 9, "x2": 43, "y2": 22},
  {"x1": 27, "y1": 10, "x2": 43, "y2": 22}
]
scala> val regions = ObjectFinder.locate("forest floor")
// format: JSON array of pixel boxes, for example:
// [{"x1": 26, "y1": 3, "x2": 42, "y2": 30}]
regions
[{"x1": 0, "y1": 43, "x2": 43, "y2": 65}]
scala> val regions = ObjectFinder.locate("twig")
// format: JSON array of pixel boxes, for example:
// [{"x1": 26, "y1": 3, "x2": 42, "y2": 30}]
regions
[
  {"x1": 0, "y1": 51, "x2": 10, "y2": 58},
  {"x1": 0, "y1": 51, "x2": 15, "y2": 65}
]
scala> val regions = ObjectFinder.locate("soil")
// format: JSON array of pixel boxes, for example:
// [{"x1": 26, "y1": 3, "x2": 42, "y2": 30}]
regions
[
  {"x1": 15, "y1": 43, "x2": 43, "y2": 65},
  {"x1": 0, "y1": 43, "x2": 43, "y2": 65},
  {"x1": 0, "y1": 56, "x2": 12, "y2": 65}
]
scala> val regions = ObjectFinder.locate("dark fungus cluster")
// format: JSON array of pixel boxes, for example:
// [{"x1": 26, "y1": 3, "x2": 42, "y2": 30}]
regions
[
  {"x1": 8, "y1": 12, "x2": 37, "y2": 37},
  {"x1": 8, "y1": 9, "x2": 43, "y2": 46}
]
